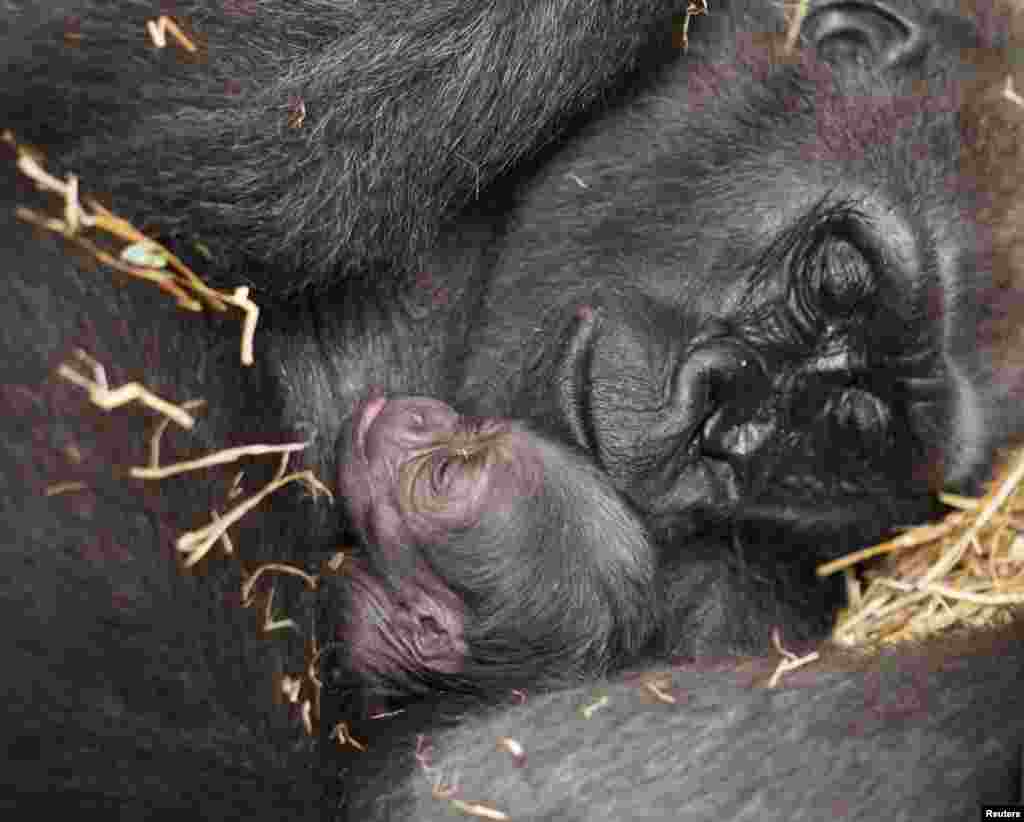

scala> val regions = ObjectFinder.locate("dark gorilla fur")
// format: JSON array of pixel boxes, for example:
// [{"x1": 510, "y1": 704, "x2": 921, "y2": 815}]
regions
[
  {"x1": 3, "y1": 0, "x2": 1024, "y2": 819},
  {"x1": 340, "y1": 632, "x2": 1024, "y2": 821},
  {"x1": 2, "y1": 0, "x2": 692, "y2": 292},
  {"x1": 334, "y1": 395, "x2": 655, "y2": 690}
]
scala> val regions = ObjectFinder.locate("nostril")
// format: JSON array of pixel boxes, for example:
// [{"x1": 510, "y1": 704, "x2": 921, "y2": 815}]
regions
[
  {"x1": 671, "y1": 341, "x2": 763, "y2": 411},
  {"x1": 834, "y1": 387, "x2": 889, "y2": 434},
  {"x1": 702, "y1": 411, "x2": 774, "y2": 462},
  {"x1": 663, "y1": 340, "x2": 765, "y2": 448}
]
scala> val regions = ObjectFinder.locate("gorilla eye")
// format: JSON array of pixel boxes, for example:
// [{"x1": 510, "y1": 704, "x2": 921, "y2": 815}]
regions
[
  {"x1": 431, "y1": 454, "x2": 461, "y2": 494},
  {"x1": 818, "y1": 236, "x2": 874, "y2": 313}
]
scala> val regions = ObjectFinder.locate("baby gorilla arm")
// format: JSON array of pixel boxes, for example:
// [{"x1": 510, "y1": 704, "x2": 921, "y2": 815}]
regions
[{"x1": 331, "y1": 396, "x2": 655, "y2": 695}]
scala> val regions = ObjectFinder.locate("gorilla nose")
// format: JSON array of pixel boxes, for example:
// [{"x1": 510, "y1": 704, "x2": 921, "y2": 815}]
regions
[
  {"x1": 702, "y1": 410, "x2": 774, "y2": 462},
  {"x1": 667, "y1": 340, "x2": 769, "y2": 457}
]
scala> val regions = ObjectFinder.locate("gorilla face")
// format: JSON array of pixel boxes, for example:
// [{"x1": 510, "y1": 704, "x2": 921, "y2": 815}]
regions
[
  {"x1": 4, "y1": 0, "x2": 1024, "y2": 818},
  {"x1": 457, "y1": 0, "x2": 1016, "y2": 559}
]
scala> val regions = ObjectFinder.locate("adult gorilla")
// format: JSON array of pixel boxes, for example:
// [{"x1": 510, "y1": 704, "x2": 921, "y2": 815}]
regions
[{"x1": 2, "y1": 1, "x2": 1024, "y2": 821}]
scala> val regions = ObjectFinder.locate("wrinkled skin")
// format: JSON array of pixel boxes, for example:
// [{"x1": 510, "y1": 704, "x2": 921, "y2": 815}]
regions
[
  {"x1": 3, "y1": 0, "x2": 1024, "y2": 819},
  {"x1": 459, "y1": 1, "x2": 1023, "y2": 562},
  {"x1": 332, "y1": 396, "x2": 654, "y2": 693}
]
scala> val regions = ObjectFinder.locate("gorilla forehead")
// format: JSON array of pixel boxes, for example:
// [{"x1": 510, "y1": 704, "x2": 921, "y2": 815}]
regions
[{"x1": 463, "y1": 5, "x2": 975, "y2": 326}]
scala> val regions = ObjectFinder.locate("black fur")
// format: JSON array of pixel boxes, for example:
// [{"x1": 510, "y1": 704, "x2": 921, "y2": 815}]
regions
[
  {"x1": 335, "y1": 633, "x2": 1024, "y2": 821},
  {"x1": 3, "y1": 0, "x2": 1024, "y2": 818},
  {"x1": 2, "y1": 0, "x2": 691, "y2": 292}
]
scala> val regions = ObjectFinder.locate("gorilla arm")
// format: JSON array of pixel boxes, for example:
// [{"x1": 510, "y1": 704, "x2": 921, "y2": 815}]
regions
[{"x1": 1, "y1": 0, "x2": 697, "y2": 293}]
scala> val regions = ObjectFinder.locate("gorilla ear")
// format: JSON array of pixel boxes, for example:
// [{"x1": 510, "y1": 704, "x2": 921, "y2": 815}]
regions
[{"x1": 803, "y1": 1, "x2": 926, "y2": 70}]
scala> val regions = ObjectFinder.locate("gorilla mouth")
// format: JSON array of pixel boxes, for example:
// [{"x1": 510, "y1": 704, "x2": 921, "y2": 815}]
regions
[
  {"x1": 683, "y1": 386, "x2": 945, "y2": 551},
  {"x1": 551, "y1": 301, "x2": 946, "y2": 546}
]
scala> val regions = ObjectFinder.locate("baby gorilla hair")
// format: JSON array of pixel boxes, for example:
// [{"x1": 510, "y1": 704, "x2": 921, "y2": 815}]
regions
[{"x1": 327, "y1": 396, "x2": 657, "y2": 700}]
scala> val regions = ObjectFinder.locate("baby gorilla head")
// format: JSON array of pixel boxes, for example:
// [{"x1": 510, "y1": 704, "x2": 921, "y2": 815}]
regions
[{"x1": 334, "y1": 396, "x2": 655, "y2": 695}]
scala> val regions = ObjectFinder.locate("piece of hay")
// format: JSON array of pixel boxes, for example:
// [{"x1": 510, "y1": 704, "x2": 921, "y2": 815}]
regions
[
  {"x1": 329, "y1": 722, "x2": 367, "y2": 753},
  {"x1": 58, "y1": 348, "x2": 196, "y2": 429},
  {"x1": 131, "y1": 440, "x2": 309, "y2": 480},
  {"x1": 676, "y1": 0, "x2": 709, "y2": 50},
  {"x1": 445, "y1": 799, "x2": 510, "y2": 821},
  {"x1": 819, "y1": 448, "x2": 1024, "y2": 647},
  {"x1": 145, "y1": 398, "x2": 207, "y2": 467},
  {"x1": 174, "y1": 451, "x2": 331, "y2": 568},
  {"x1": 766, "y1": 627, "x2": 820, "y2": 687},
  {"x1": 4, "y1": 132, "x2": 260, "y2": 365},
  {"x1": 52, "y1": 357, "x2": 334, "y2": 736},
  {"x1": 641, "y1": 675, "x2": 678, "y2": 704},
  {"x1": 578, "y1": 694, "x2": 610, "y2": 719},
  {"x1": 783, "y1": 0, "x2": 810, "y2": 53},
  {"x1": 145, "y1": 15, "x2": 197, "y2": 53}
]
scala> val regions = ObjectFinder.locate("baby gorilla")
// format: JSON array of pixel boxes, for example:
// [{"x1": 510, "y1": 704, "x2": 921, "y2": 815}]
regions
[{"x1": 332, "y1": 396, "x2": 655, "y2": 698}]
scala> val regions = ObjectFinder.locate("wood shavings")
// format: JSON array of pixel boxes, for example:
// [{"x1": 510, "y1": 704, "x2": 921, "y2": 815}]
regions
[
  {"x1": 923, "y1": 450, "x2": 1024, "y2": 585},
  {"x1": 816, "y1": 514, "x2": 969, "y2": 577},
  {"x1": 144, "y1": 398, "x2": 206, "y2": 469},
  {"x1": 176, "y1": 452, "x2": 331, "y2": 569},
  {"x1": 45, "y1": 481, "x2": 88, "y2": 496},
  {"x1": 145, "y1": 15, "x2": 197, "y2": 53},
  {"x1": 842, "y1": 567, "x2": 862, "y2": 610},
  {"x1": 677, "y1": 0, "x2": 708, "y2": 50},
  {"x1": 766, "y1": 628, "x2": 820, "y2": 688},
  {"x1": 430, "y1": 779, "x2": 457, "y2": 800},
  {"x1": 369, "y1": 709, "x2": 405, "y2": 720},
  {"x1": 329, "y1": 721, "x2": 367, "y2": 752},
  {"x1": 496, "y1": 736, "x2": 527, "y2": 767},
  {"x1": 131, "y1": 441, "x2": 308, "y2": 480},
  {"x1": 641, "y1": 675, "x2": 678, "y2": 704},
  {"x1": 38, "y1": 240, "x2": 328, "y2": 742},
  {"x1": 257, "y1": 585, "x2": 298, "y2": 633},
  {"x1": 228, "y1": 471, "x2": 245, "y2": 500},
  {"x1": 241, "y1": 561, "x2": 320, "y2": 603},
  {"x1": 299, "y1": 700, "x2": 314, "y2": 736},
  {"x1": 280, "y1": 674, "x2": 302, "y2": 704},
  {"x1": 307, "y1": 640, "x2": 335, "y2": 689},
  {"x1": 416, "y1": 737, "x2": 508, "y2": 819},
  {"x1": 58, "y1": 349, "x2": 196, "y2": 429},
  {"x1": 822, "y1": 447, "x2": 1024, "y2": 647},
  {"x1": 231, "y1": 286, "x2": 260, "y2": 367},
  {"x1": 325, "y1": 551, "x2": 347, "y2": 573},
  {"x1": 1005, "y1": 76, "x2": 1024, "y2": 107},
  {"x1": 424, "y1": 766, "x2": 510, "y2": 821},
  {"x1": 783, "y1": 0, "x2": 810, "y2": 53},
  {"x1": 137, "y1": 439, "x2": 329, "y2": 569},
  {"x1": 4, "y1": 132, "x2": 259, "y2": 365},
  {"x1": 288, "y1": 96, "x2": 307, "y2": 129},
  {"x1": 210, "y1": 509, "x2": 234, "y2": 555},
  {"x1": 904, "y1": 581, "x2": 1024, "y2": 607},
  {"x1": 273, "y1": 638, "x2": 328, "y2": 739},
  {"x1": 579, "y1": 694, "x2": 609, "y2": 719},
  {"x1": 446, "y1": 799, "x2": 510, "y2": 821}
]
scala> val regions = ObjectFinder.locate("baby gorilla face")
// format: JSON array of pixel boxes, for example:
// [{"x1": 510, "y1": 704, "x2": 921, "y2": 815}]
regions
[
  {"x1": 333, "y1": 395, "x2": 656, "y2": 690},
  {"x1": 340, "y1": 395, "x2": 543, "y2": 551}
]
